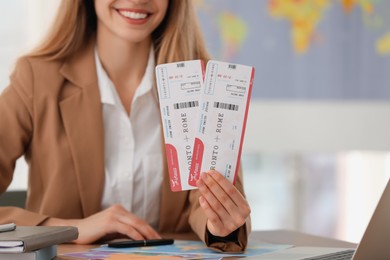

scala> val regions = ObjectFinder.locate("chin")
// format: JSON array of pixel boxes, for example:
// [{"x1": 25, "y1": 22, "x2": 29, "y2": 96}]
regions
[
  {"x1": 125, "y1": 36, "x2": 152, "y2": 45},
  {"x1": 117, "y1": 30, "x2": 152, "y2": 45}
]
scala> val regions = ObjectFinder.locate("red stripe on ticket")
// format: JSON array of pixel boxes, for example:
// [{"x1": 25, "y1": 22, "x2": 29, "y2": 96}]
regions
[
  {"x1": 188, "y1": 138, "x2": 204, "y2": 186},
  {"x1": 165, "y1": 144, "x2": 182, "y2": 192}
]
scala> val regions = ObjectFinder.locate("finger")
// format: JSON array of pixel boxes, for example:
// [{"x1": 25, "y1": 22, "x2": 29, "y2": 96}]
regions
[
  {"x1": 116, "y1": 214, "x2": 161, "y2": 239},
  {"x1": 196, "y1": 173, "x2": 230, "y2": 219},
  {"x1": 199, "y1": 171, "x2": 249, "y2": 231},
  {"x1": 198, "y1": 195, "x2": 225, "y2": 233},
  {"x1": 201, "y1": 171, "x2": 251, "y2": 232},
  {"x1": 113, "y1": 220, "x2": 145, "y2": 240},
  {"x1": 208, "y1": 170, "x2": 251, "y2": 215},
  {"x1": 200, "y1": 171, "x2": 238, "y2": 214}
]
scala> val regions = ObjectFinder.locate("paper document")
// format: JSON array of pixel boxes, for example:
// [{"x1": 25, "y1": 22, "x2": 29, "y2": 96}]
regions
[
  {"x1": 156, "y1": 60, "x2": 205, "y2": 192},
  {"x1": 189, "y1": 60, "x2": 254, "y2": 186}
]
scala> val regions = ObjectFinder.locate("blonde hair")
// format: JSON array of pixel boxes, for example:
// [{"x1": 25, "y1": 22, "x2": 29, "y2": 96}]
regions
[{"x1": 29, "y1": 0, "x2": 210, "y2": 64}]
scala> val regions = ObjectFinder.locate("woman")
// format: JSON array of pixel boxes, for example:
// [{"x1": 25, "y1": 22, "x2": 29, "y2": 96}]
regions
[{"x1": 0, "y1": 0, "x2": 251, "y2": 252}]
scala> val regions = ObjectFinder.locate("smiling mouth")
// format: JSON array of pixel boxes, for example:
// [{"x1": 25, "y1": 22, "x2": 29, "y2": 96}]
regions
[{"x1": 118, "y1": 10, "x2": 150, "y2": 20}]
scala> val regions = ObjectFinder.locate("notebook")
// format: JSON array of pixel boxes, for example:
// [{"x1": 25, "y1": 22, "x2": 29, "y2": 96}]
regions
[
  {"x1": 255, "y1": 177, "x2": 390, "y2": 259},
  {"x1": 0, "y1": 226, "x2": 78, "y2": 253},
  {"x1": 0, "y1": 245, "x2": 56, "y2": 260}
]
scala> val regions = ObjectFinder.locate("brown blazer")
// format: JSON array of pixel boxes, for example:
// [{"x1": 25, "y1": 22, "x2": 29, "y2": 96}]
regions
[{"x1": 0, "y1": 41, "x2": 250, "y2": 252}]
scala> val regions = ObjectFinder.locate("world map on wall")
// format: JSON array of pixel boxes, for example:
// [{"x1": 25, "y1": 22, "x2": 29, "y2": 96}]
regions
[{"x1": 194, "y1": 0, "x2": 390, "y2": 99}]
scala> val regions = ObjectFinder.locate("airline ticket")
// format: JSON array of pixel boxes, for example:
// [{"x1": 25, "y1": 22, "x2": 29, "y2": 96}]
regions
[
  {"x1": 189, "y1": 60, "x2": 254, "y2": 186},
  {"x1": 155, "y1": 60, "x2": 205, "y2": 192}
]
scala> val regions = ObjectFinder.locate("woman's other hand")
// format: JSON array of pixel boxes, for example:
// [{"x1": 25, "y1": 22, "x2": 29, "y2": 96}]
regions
[
  {"x1": 196, "y1": 170, "x2": 251, "y2": 237},
  {"x1": 41, "y1": 204, "x2": 161, "y2": 244}
]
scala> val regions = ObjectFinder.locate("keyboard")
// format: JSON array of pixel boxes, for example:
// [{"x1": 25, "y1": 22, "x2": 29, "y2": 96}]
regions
[{"x1": 304, "y1": 249, "x2": 355, "y2": 260}]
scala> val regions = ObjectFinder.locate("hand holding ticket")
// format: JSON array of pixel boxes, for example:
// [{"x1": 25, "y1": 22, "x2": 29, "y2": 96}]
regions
[{"x1": 156, "y1": 60, "x2": 254, "y2": 192}]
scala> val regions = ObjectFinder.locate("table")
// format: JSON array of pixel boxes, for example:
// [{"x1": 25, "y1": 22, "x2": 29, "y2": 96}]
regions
[{"x1": 56, "y1": 230, "x2": 356, "y2": 259}]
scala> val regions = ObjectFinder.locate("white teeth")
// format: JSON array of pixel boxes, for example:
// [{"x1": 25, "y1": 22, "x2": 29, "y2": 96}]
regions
[{"x1": 119, "y1": 10, "x2": 148, "y2": 19}]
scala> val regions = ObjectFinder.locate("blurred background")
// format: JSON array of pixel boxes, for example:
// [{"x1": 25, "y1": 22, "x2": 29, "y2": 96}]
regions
[{"x1": 1, "y1": 0, "x2": 390, "y2": 244}]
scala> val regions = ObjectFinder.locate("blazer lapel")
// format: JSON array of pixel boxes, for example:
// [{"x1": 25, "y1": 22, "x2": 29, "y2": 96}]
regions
[
  {"x1": 159, "y1": 149, "x2": 189, "y2": 232},
  {"x1": 59, "y1": 41, "x2": 105, "y2": 217}
]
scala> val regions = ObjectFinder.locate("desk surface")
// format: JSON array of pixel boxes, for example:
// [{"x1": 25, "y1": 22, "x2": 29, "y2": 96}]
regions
[{"x1": 56, "y1": 230, "x2": 356, "y2": 259}]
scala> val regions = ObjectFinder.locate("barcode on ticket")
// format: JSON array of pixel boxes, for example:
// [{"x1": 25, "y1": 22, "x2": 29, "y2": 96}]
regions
[
  {"x1": 213, "y1": 102, "x2": 239, "y2": 111},
  {"x1": 174, "y1": 101, "x2": 199, "y2": 110}
]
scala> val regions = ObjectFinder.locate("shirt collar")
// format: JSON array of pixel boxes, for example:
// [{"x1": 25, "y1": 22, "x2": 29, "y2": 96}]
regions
[
  {"x1": 95, "y1": 49, "x2": 116, "y2": 105},
  {"x1": 95, "y1": 45, "x2": 155, "y2": 106},
  {"x1": 135, "y1": 46, "x2": 155, "y2": 99}
]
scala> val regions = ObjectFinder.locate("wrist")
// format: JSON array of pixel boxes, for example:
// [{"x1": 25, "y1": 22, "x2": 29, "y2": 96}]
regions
[
  {"x1": 206, "y1": 227, "x2": 239, "y2": 243},
  {"x1": 41, "y1": 217, "x2": 78, "y2": 227}
]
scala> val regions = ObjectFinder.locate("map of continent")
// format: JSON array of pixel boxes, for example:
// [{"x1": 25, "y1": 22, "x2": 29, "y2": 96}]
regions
[
  {"x1": 268, "y1": 0, "x2": 330, "y2": 53},
  {"x1": 268, "y1": 0, "x2": 389, "y2": 54},
  {"x1": 217, "y1": 12, "x2": 247, "y2": 59}
]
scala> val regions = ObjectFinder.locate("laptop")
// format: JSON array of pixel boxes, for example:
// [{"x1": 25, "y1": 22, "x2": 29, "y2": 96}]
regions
[{"x1": 255, "y1": 177, "x2": 390, "y2": 259}]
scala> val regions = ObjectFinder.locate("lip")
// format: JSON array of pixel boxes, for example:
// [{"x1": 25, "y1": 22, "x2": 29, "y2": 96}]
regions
[{"x1": 116, "y1": 8, "x2": 152, "y2": 25}]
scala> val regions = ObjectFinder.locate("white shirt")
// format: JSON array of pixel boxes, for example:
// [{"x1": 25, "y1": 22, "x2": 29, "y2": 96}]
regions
[{"x1": 95, "y1": 47, "x2": 163, "y2": 228}]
